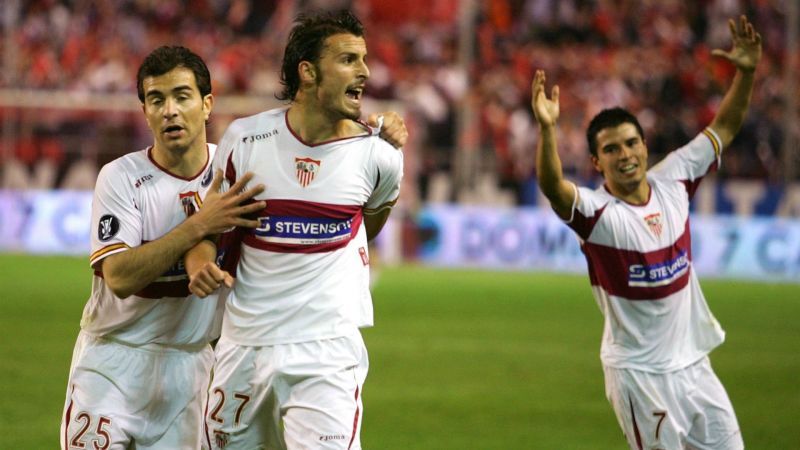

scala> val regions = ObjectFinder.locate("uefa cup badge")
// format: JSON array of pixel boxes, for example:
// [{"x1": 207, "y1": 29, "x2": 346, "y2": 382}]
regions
[{"x1": 295, "y1": 157, "x2": 321, "y2": 188}]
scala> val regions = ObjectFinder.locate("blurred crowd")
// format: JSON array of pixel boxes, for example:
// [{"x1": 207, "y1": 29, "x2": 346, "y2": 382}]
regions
[{"x1": 0, "y1": 0, "x2": 796, "y2": 202}]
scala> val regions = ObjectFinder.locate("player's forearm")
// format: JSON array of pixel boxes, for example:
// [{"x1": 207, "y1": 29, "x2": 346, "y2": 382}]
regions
[
  {"x1": 185, "y1": 238, "x2": 218, "y2": 278},
  {"x1": 709, "y1": 69, "x2": 756, "y2": 147},
  {"x1": 102, "y1": 221, "x2": 207, "y2": 298},
  {"x1": 364, "y1": 208, "x2": 392, "y2": 242}
]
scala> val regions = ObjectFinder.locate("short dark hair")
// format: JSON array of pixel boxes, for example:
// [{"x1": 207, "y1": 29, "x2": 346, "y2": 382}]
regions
[
  {"x1": 136, "y1": 46, "x2": 211, "y2": 103},
  {"x1": 586, "y1": 107, "x2": 645, "y2": 156},
  {"x1": 278, "y1": 10, "x2": 365, "y2": 102}
]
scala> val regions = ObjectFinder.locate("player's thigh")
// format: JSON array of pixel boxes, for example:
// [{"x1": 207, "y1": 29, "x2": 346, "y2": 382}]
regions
[
  {"x1": 604, "y1": 366, "x2": 686, "y2": 450},
  {"x1": 61, "y1": 374, "x2": 132, "y2": 450},
  {"x1": 282, "y1": 333, "x2": 368, "y2": 450},
  {"x1": 205, "y1": 339, "x2": 284, "y2": 450},
  {"x1": 135, "y1": 393, "x2": 205, "y2": 450},
  {"x1": 685, "y1": 359, "x2": 743, "y2": 450}
]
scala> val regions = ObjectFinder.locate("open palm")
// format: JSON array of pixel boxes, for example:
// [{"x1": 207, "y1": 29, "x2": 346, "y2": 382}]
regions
[
  {"x1": 711, "y1": 15, "x2": 762, "y2": 73},
  {"x1": 531, "y1": 70, "x2": 559, "y2": 127}
]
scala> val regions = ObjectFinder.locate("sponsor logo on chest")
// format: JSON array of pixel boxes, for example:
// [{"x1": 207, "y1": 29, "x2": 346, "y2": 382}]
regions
[{"x1": 628, "y1": 249, "x2": 689, "y2": 287}]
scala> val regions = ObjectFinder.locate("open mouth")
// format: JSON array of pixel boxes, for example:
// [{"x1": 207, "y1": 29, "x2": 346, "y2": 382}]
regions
[
  {"x1": 345, "y1": 86, "x2": 363, "y2": 101},
  {"x1": 619, "y1": 163, "x2": 638, "y2": 174},
  {"x1": 163, "y1": 125, "x2": 184, "y2": 136}
]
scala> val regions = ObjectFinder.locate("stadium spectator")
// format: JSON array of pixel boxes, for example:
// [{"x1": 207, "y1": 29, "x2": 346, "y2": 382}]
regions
[
  {"x1": 530, "y1": 15, "x2": 760, "y2": 450},
  {"x1": 183, "y1": 10, "x2": 404, "y2": 448}
]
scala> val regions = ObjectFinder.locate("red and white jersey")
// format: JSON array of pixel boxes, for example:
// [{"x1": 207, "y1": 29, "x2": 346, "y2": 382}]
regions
[
  {"x1": 213, "y1": 107, "x2": 403, "y2": 345},
  {"x1": 566, "y1": 129, "x2": 726, "y2": 373},
  {"x1": 82, "y1": 144, "x2": 224, "y2": 347}
]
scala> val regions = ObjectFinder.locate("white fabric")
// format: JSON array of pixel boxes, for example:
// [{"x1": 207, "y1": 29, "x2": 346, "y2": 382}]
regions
[
  {"x1": 204, "y1": 332, "x2": 368, "y2": 450},
  {"x1": 61, "y1": 332, "x2": 213, "y2": 449},
  {"x1": 81, "y1": 144, "x2": 224, "y2": 346},
  {"x1": 212, "y1": 107, "x2": 403, "y2": 345},
  {"x1": 566, "y1": 129, "x2": 725, "y2": 372},
  {"x1": 603, "y1": 357, "x2": 743, "y2": 450}
]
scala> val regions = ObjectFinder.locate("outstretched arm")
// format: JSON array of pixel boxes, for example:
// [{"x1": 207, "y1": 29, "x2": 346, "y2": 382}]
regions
[
  {"x1": 531, "y1": 70, "x2": 574, "y2": 220},
  {"x1": 709, "y1": 15, "x2": 762, "y2": 148}
]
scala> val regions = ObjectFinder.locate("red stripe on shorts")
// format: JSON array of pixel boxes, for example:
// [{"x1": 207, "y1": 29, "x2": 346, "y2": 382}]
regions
[
  {"x1": 629, "y1": 396, "x2": 644, "y2": 450},
  {"x1": 63, "y1": 385, "x2": 75, "y2": 449},
  {"x1": 348, "y1": 386, "x2": 361, "y2": 449}
]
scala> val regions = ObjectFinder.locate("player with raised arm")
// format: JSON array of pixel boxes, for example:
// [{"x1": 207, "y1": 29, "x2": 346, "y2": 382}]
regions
[
  {"x1": 185, "y1": 10, "x2": 405, "y2": 450},
  {"x1": 60, "y1": 46, "x2": 266, "y2": 450},
  {"x1": 531, "y1": 15, "x2": 760, "y2": 450}
]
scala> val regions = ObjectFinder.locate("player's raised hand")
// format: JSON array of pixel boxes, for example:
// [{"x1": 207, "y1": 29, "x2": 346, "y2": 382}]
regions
[
  {"x1": 369, "y1": 111, "x2": 408, "y2": 149},
  {"x1": 711, "y1": 15, "x2": 762, "y2": 73},
  {"x1": 192, "y1": 170, "x2": 266, "y2": 236},
  {"x1": 531, "y1": 70, "x2": 559, "y2": 127}
]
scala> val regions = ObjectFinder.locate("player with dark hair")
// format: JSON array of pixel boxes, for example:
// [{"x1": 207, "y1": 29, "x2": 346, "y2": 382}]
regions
[
  {"x1": 531, "y1": 16, "x2": 761, "y2": 450},
  {"x1": 185, "y1": 9, "x2": 405, "y2": 449},
  {"x1": 60, "y1": 45, "x2": 266, "y2": 449}
]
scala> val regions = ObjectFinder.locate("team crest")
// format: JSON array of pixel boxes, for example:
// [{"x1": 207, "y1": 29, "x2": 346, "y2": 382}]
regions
[
  {"x1": 644, "y1": 213, "x2": 663, "y2": 237},
  {"x1": 295, "y1": 157, "x2": 321, "y2": 187},
  {"x1": 179, "y1": 191, "x2": 200, "y2": 217}
]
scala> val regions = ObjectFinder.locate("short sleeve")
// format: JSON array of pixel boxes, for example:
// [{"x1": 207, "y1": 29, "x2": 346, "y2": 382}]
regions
[
  {"x1": 89, "y1": 161, "x2": 142, "y2": 267},
  {"x1": 364, "y1": 140, "x2": 403, "y2": 214},
  {"x1": 650, "y1": 128, "x2": 722, "y2": 182}
]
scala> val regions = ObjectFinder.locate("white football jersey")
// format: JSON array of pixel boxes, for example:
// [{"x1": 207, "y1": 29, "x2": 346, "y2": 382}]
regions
[
  {"x1": 82, "y1": 145, "x2": 224, "y2": 346},
  {"x1": 566, "y1": 129, "x2": 726, "y2": 372},
  {"x1": 212, "y1": 107, "x2": 403, "y2": 345}
]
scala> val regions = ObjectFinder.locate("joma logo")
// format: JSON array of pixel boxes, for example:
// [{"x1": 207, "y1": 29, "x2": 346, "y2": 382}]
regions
[{"x1": 242, "y1": 129, "x2": 279, "y2": 143}]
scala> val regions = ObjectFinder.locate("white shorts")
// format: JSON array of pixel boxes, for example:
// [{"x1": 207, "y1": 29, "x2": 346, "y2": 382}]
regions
[
  {"x1": 604, "y1": 357, "x2": 743, "y2": 450},
  {"x1": 205, "y1": 331, "x2": 368, "y2": 450},
  {"x1": 61, "y1": 332, "x2": 213, "y2": 450}
]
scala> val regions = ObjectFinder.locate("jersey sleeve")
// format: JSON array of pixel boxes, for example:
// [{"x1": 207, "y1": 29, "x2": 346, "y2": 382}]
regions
[
  {"x1": 565, "y1": 185, "x2": 611, "y2": 241},
  {"x1": 364, "y1": 139, "x2": 403, "y2": 214},
  {"x1": 210, "y1": 119, "x2": 251, "y2": 197},
  {"x1": 89, "y1": 161, "x2": 142, "y2": 268},
  {"x1": 649, "y1": 128, "x2": 722, "y2": 195}
]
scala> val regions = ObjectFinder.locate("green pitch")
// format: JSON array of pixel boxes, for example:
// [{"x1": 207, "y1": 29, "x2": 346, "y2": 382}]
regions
[{"x1": 1, "y1": 255, "x2": 798, "y2": 449}]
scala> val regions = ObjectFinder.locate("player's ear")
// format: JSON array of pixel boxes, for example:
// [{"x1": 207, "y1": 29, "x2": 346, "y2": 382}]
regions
[
  {"x1": 299, "y1": 61, "x2": 317, "y2": 83},
  {"x1": 203, "y1": 94, "x2": 214, "y2": 121},
  {"x1": 591, "y1": 155, "x2": 602, "y2": 173}
]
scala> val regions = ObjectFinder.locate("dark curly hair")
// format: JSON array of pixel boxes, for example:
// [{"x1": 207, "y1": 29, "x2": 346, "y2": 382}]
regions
[
  {"x1": 136, "y1": 46, "x2": 211, "y2": 103},
  {"x1": 278, "y1": 10, "x2": 365, "y2": 102}
]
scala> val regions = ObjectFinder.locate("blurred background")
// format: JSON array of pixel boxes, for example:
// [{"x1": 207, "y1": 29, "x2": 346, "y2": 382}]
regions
[
  {"x1": 1, "y1": 0, "x2": 799, "y2": 279},
  {"x1": 1, "y1": 1, "x2": 799, "y2": 448}
]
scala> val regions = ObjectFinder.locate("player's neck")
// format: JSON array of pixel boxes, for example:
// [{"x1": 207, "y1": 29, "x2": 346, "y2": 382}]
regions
[
  {"x1": 151, "y1": 141, "x2": 208, "y2": 178},
  {"x1": 607, "y1": 180, "x2": 651, "y2": 205},
  {"x1": 287, "y1": 103, "x2": 364, "y2": 145}
]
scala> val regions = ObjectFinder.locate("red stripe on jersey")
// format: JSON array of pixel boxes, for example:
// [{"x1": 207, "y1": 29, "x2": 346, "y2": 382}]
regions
[
  {"x1": 569, "y1": 204, "x2": 607, "y2": 240},
  {"x1": 242, "y1": 199, "x2": 363, "y2": 254},
  {"x1": 93, "y1": 270, "x2": 190, "y2": 299},
  {"x1": 581, "y1": 220, "x2": 692, "y2": 300},
  {"x1": 225, "y1": 151, "x2": 237, "y2": 186}
]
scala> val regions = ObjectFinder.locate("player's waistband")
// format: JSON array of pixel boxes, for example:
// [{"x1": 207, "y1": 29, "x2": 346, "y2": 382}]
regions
[{"x1": 80, "y1": 331, "x2": 211, "y2": 354}]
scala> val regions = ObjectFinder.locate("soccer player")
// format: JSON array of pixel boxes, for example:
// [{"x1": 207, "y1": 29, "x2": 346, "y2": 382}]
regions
[
  {"x1": 185, "y1": 10, "x2": 404, "y2": 449},
  {"x1": 530, "y1": 15, "x2": 760, "y2": 450},
  {"x1": 61, "y1": 45, "x2": 405, "y2": 449},
  {"x1": 60, "y1": 46, "x2": 267, "y2": 449}
]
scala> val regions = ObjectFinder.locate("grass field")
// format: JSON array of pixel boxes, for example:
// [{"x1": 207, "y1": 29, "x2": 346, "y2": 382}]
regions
[{"x1": 1, "y1": 254, "x2": 798, "y2": 449}]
